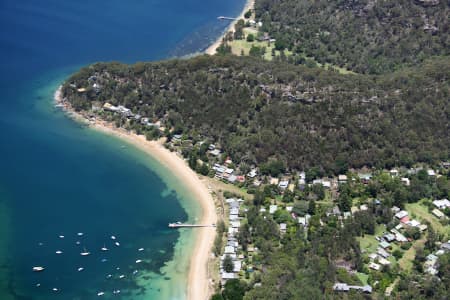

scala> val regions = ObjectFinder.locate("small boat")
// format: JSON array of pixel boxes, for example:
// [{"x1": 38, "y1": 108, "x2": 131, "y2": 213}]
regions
[
  {"x1": 77, "y1": 267, "x2": 84, "y2": 272},
  {"x1": 101, "y1": 245, "x2": 108, "y2": 251},
  {"x1": 77, "y1": 232, "x2": 84, "y2": 236},
  {"x1": 138, "y1": 248, "x2": 144, "y2": 252},
  {"x1": 110, "y1": 235, "x2": 116, "y2": 240},
  {"x1": 106, "y1": 274, "x2": 112, "y2": 279},
  {"x1": 55, "y1": 250, "x2": 63, "y2": 255},
  {"x1": 115, "y1": 242, "x2": 120, "y2": 247},
  {"x1": 80, "y1": 248, "x2": 90, "y2": 256},
  {"x1": 135, "y1": 260, "x2": 142, "y2": 264},
  {"x1": 133, "y1": 270, "x2": 138, "y2": 275},
  {"x1": 113, "y1": 290, "x2": 121, "y2": 295},
  {"x1": 36, "y1": 283, "x2": 41, "y2": 287},
  {"x1": 52, "y1": 288, "x2": 59, "y2": 292},
  {"x1": 101, "y1": 258, "x2": 108, "y2": 263},
  {"x1": 33, "y1": 266, "x2": 45, "y2": 272},
  {"x1": 97, "y1": 291, "x2": 105, "y2": 296},
  {"x1": 119, "y1": 274, "x2": 125, "y2": 279},
  {"x1": 116, "y1": 267, "x2": 120, "y2": 270},
  {"x1": 59, "y1": 235, "x2": 64, "y2": 239}
]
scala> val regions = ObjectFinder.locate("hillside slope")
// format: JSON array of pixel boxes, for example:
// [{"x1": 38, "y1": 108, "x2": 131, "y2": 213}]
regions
[{"x1": 62, "y1": 55, "x2": 449, "y2": 174}]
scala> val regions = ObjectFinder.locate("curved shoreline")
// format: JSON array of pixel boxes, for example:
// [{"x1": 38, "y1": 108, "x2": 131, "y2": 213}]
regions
[
  {"x1": 205, "y1": 0, "x2": 255, "y2": 55},
  {"x1": 55, "y1": 87, "x2": 217, "y2": 300}
]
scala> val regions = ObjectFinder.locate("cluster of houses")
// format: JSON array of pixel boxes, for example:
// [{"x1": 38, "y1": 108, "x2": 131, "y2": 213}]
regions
[
  {"x1": 102, "y1": 102, "x2": 161, "y2": 128},
  {"x1": 220, "y1": 198, "x2": 245, "y2": 283},
  {"x1": 423, "y1": 241, "x2": 450, "y2": 275},
  {"x1": 365, "y1": 207, "x2": 427, "y2": 272}
]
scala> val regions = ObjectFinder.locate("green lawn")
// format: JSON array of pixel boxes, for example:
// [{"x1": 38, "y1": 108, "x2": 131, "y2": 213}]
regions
[
  {"x1": 405, "y1": 202, "x2": 449, "y2": 236},
  {"x1": 357, "y1": 224, "x2": 386, "y2": 254},
  {"x1": 228, "y1": 28, "x2": 354, "y2": 75},
  {"x1": 398, "y1": 237, "x2": 425, "y2": 272},
  {"x1": 356, "y1": 272, "x2": 369, "y2": 285}
]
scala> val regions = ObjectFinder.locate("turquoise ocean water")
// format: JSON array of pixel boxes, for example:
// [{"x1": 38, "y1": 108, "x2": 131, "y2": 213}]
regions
[{"x1": 0, "y1": 0, "x2": 245, "y2": 299}]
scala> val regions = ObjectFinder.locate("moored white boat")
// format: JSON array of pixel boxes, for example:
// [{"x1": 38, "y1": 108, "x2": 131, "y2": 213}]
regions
[
  {"x1": 32, "y1": 266, "x2": 45, "y2": 272},
  {"x1": 80, "y1": 247, "x2": 90, "y2": 256}
]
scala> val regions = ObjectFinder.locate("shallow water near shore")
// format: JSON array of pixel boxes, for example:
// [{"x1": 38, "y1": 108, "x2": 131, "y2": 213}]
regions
[{"x1": 0, "y1": 0, "x2": 245, "y2": 299}]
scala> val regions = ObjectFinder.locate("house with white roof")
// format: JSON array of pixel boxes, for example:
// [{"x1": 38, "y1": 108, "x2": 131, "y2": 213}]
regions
[
  {"x1": 433, "y1": 199, "x2": 450, "y2": 210},
  {"x1": 269, "y1": 205, "x2": 278, "y2": 214},
  {"x1": 395, "y1": 210, "x2": 408, "y2": 219},
  {"x1": 278, "y1": 180, "x2": 289, "y2": 189}
]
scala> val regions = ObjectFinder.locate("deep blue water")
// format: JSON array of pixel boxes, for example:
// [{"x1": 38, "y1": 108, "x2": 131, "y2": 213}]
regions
[{"x1": 0, "y1": 0, "x2": 245, "y2": 299}]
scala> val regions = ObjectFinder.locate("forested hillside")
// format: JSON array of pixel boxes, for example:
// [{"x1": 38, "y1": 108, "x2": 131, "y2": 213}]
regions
[
  {"x1": 62, "y1": 55, "x2": 449, "y2": 175},
  {"x1": 255, "y1": 0, "x2": 449, "y2": 74}
]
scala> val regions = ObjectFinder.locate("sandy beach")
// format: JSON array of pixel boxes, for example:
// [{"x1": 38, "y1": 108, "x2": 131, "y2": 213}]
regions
[
  {"x1": 205, "y1": 0, "x2": 255, "y2": 55},
  {"x1": 55, "y1": 87, "x2": 217, "y2": 300}
]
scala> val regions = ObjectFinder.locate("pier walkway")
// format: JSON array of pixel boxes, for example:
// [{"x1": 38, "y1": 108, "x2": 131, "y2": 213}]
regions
[
  {"x1": 168, "y1": 223, "x2": 216, "y2": 228},
  {"x1": 217, "y1": 16, "x2": 236, "y2": 20}
]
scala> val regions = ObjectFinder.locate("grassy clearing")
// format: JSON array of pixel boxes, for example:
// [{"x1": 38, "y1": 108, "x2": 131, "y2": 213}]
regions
[
  {"x1": 405, "y1": 202, "x2": 449, "y2": 236},
  {"x1": 227, "y1": 28, "x2": 355, "y2": 75},
  {"x1": 398, "y1": 237, "x2": 425, "y2": 272},
  {"x1": 356, "y1": 272, "x2": 369, "y2": 285},
  {"x1": 358, "y1": 224, "x2": 386, "y2": 254}
]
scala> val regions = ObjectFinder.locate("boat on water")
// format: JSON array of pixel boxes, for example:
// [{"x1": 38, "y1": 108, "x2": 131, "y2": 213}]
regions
[
  {"x1": 97, "y1": 291, "x2": 105, "y2": 296},
  {"x1": 59, "y1": 235, "x2": 64, "y2": 239},
  {"x1": 101, "y1": 258, "x2": 108, "y2": 263},
  {"x1": 76, "y1": 241, "x2": 81, "y2": 245},
  {"x1": 55, "y1": 250, "x2": 63, "y2": 254},
  {"x1": 135, "y1": 259, "x2": 142, "y2": 263},
  {"x1": 138, "y1": 248, "x2": 144, "y2": 251},
  {"x1": 115, "y1": 242, "x2": 120, "y2": 246},
  {"x1": 52, "y1": 288, "x2": 59, "y2": 292},
  {"x1": 106, "y1": 274, "x2": 112, "y2": 279},
  {"x1": 133, "y1": 270, "x2": 138, "y2": 275},
  {"x1": 119, "y1": 274, "x2": 125, "y2": 279},
  {"x1": 110, "y1": 235, "x2": 116, "y2": 240},
  {"x1": 113, "y1": 290, "x2": 121, "y2": 295},
  {"x1": 101, "y1": 245, "x2": 109, "y2": 251},
  {"x1": 80, "y1": 247, "x2": 90, "y2": 256},
  {"x1": 77, "y1": 232, "x2": 84, "y2": 236},
  {"x1": 32, "y1": 266, "x2": 45, "y2": 272},
  {"x1": 77, "y1": 267, "x2": 84, "y2": 272}
]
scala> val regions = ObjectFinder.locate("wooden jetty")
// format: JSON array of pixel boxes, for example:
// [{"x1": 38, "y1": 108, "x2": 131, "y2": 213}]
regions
[
  {"x1": 217, "y1": 16, "x2": 236, "y2": 21},
  {"x1": 168, "y1": 223, "x2": 216, "y2": 228}
]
